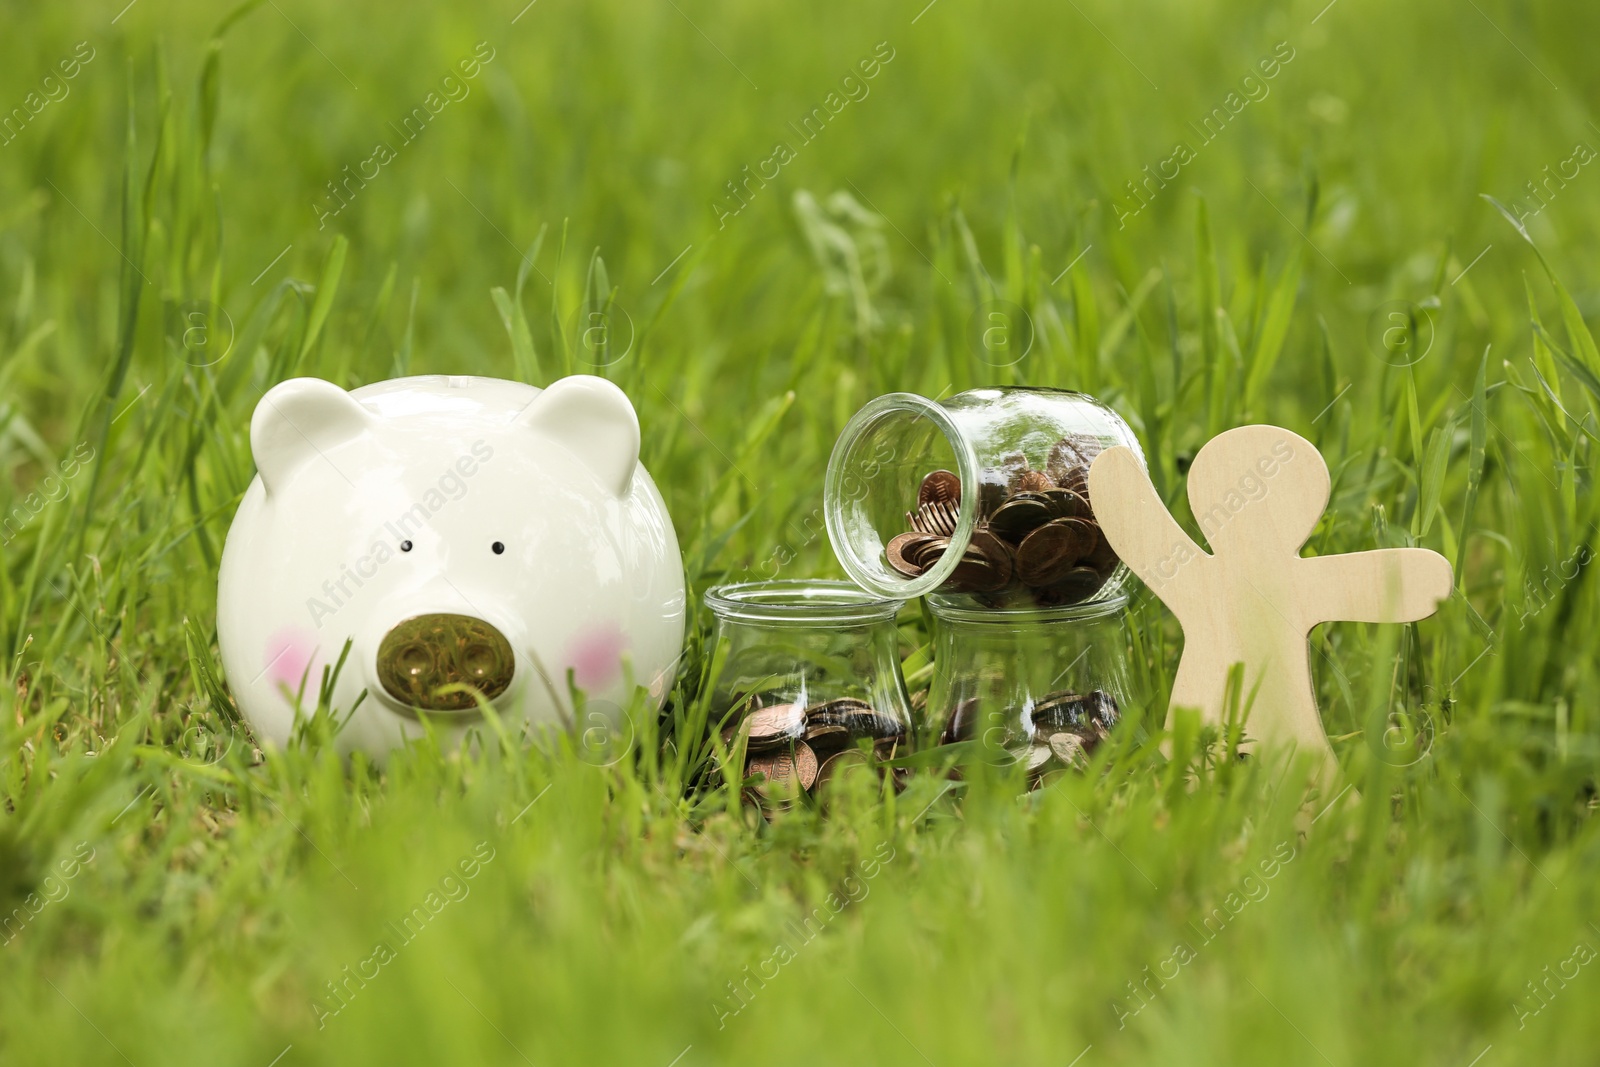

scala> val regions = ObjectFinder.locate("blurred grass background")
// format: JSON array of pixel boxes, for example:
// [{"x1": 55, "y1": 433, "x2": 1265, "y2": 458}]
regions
[{"x1": 2, "y1": 0, "x2": 1600, "y2": 1062}]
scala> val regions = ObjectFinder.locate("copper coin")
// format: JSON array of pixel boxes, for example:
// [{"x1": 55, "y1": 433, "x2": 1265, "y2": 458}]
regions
[
  {"x1": 797, "y1": 741, "x2": 821, "y2": 788},
  {"x1": 1058, "y1": 464, "x2": 1090, "y2": 502},
  {"x1": 1086, "y1": 690, "x2": 1120, "y2": 730},
  {"x1": 1011, "y1": 469, "x2": 1054, "y2": 494},
  {"x1": 1032, "y1": 691, "x2": 1088, "y2": 728},
  {"x1": 1047, "y1": 731, "x2": 1089, "y2": 768},
  {"x1": 806, "y1": 697, "x2": 874, "y2": 717},
  {"x1": 1031, "y1": 584, "x2": 1068, "y2": 608},
  {"x1": 1015, "y1": 518, "x2": 1095, "y2": 586},
  {"x1": 908, "y1": 499, "x2": 959, "y2": 537},
  {"x1": 790, "y1": 741, "x2": 820, "y2": 789},
  {"x1": 946, "y1": 558, "x2": 1002, "y2": 593},
  {"x1": 1045, "y1": 437, "x2": 1086, "y2": 484},
  {"x1": 807, "y1": 703, "x2": 906, "y2": 741},
  {"x1": 1009, "y1": 743, "x2": 1053, "y2": 776},
  {"x1": 1041, "y1": 487, "x2": 1091, "y2": 520},
  {"x1": 1036, "y1": 721, "x2": 1098, "y2": 749},
  {"x1": 747, "y1": 701, "x2": 805, "y2": 749},
  {"x1": 1057, "y1": 517, "x2": 1098, "y2": 558},
  {"x1": 1015, "y1": 524, "x2": 1078, "y2": 587},
  {"x1": 968, "y1": 528, "x2": 1014, "y2": 568},
  {"x1": 907, "y1": 535, "x2": 952, "y2": 571},
  {"x1": 887, "y1": 532, "x2": 938, "y2": 577},
  {"x1": 1042, "y1": 565, "x2": 1104, "y2": 604},
  {"x1": 917, "y1": 470, "x2": 961, "y2": 508},
  {"x1": 748, "y1": 740, "x2": 819, "y2": 793},
  {"x1": 989, "y1": 495, "x2": 1053, "y2": 543},
  {"x1": 1051, "y1": 433, "x2": 1103, "y2": 468},
  {"x1": 745, "y1": 750, "x2": 790, "y2": 785},
  {"x1": 813, "y1": 748, "x2": 872, "y2": 796},
  {"x1": 1084, "y1": 527, "x2": 1120, "y2": 574},
  {"x1": 800, "y1": 716, "x2": 851, "y2": 742},
  {"x1": 946, "y1": 530, "x2": 1013, "y2": 592},
  {"x1": 803, "y1": 721, "x2": 850, "y2": 746},
  {"x1": 859, "y1": 715, "x2": 908, "y2": 741}
]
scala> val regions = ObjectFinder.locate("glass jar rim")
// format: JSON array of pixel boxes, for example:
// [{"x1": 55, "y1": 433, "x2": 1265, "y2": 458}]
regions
[
  {"x1": 823, "y1": 391, "x2": 982, "y2": 599},
  {"x1": 926, "y1": 590, "x2": 1130, "y2": 624},
  {"x1": 704, "y1": 579, "x2": 904, "y2": 623}
]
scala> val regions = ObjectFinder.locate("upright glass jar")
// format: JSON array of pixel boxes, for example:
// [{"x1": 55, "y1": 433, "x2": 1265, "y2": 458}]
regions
[
  {"x1": 823, "y1": 388, "x2": 1145, "y2": 608},
  {"x1": 924, "y1": 592, "x2": 1136, "y2": 784},
  {"x1": 703, "y1": 580, "x2": 914, "y2": 807}
]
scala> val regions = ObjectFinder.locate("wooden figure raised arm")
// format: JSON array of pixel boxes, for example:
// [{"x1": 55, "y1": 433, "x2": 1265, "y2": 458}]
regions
[{"x1": 1088, "y1": 425, "x2": 1452, "y2": 777}]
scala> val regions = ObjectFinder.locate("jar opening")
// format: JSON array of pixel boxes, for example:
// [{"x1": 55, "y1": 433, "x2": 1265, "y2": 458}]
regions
[
  {"x1": 704, "y1": 579, "x2": 904, "y2": 623},
  {"x1": 823, "y1": 392, "x2": 981, "y2": 599}
]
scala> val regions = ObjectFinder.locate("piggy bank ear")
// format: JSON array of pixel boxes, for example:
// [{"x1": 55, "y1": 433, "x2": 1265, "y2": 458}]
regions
[
  {"x1": 250, "y1": 378, "x2": 373, "y2": 494},
  {"x1": 515, "y1": 375, "x2": 640, "y2": 496}
]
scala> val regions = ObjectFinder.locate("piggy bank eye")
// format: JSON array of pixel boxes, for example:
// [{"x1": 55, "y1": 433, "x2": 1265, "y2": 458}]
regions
[
  {"x1": 400, "y1": 540, "x2": 414, "y2": 552},
  {"x1": 491, "y1": 541, "x2": 506, "y2": 555}
]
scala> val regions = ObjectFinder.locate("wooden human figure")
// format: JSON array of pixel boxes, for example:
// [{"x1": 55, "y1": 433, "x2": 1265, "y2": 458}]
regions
[{"x1": 1088, "y1": 425, "x2": 1452, "y2": 776}]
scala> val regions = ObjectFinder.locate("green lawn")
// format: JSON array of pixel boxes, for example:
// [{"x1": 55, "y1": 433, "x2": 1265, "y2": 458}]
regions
[{"x1": 3, "y1": 0, "x2": 1599, "y2": 1062}]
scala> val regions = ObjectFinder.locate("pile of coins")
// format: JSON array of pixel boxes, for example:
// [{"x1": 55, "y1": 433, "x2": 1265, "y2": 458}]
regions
[
  {"x1": 884, "y1": 434, "x2": 1120, "y2": 606},
  {"x1": 939, "y1": 689, "x2": 1119, "y2": 784},
  {"x1": 728, "y1": 696, "x2": 907, "y2": 806}
]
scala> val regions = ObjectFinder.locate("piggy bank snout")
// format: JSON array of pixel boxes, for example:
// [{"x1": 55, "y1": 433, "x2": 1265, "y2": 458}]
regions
[{"x1": 376, "y1": 613, "x2": 515, "y2": 712}]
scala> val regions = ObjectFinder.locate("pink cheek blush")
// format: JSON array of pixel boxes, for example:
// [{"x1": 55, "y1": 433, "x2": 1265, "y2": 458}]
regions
[
  {"x1": 265, "y1": 627, "x2": 318, "y2": 694},
  {"x1": 568, "y1": 625, "x2": 628, "y2": 690}
]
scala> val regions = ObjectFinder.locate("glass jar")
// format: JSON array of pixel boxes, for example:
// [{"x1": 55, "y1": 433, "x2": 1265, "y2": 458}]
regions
[
  {"x1": 702, "y1": 580, "x2": 914, "y2": 807},
  {"x1": 823, "y1": 387, "x2": 1145, "y2": 608},
  {"x1": 923, "y1": 592, "x2": 1136, "y2": 784}
]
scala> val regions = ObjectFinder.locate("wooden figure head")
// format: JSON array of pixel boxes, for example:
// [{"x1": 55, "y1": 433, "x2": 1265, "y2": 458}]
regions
[{"x1": 1186, "y1": 426, "x2": 1329, "y2": 559}]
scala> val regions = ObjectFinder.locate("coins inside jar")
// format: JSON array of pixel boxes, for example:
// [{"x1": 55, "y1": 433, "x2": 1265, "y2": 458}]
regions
[
  {"x1": 746, "y1": 743, "x2": 819, "y2": 802},
  {"x1": 938, "y1": 688, "x2": 1121, "y2": 786},
  {"x1": 882, "y1": 433, "x2": 1120, "y2": 606},
  {"x1": 730, "y1": 695, "x2": 907, "y2": 808}
]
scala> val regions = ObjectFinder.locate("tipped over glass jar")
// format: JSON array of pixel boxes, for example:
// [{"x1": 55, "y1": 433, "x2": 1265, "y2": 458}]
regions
[
  {"x1": 823, "y1": 386, "x2": 1147, "y2": 781},
  {"x1": 823, "y1": 387, "x2": 1146, "y2": 609}
]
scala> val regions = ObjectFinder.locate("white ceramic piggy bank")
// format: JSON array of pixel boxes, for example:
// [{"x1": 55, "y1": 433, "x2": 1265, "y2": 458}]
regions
[{"x1": 217, "y1": 373, "x2": 686, "y2": 758}]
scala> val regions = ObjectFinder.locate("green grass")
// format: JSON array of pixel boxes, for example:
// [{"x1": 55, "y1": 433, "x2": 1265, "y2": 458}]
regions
[{"x1": 3, "y1": 0, "x2": 1600, "y2": 1062}]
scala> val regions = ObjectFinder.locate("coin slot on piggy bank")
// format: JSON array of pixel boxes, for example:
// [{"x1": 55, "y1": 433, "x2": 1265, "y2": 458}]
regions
[
  {"x1": 824, "y1": 388, "x2": 1145, "y2": 609},
  {"x1": 703, "y1": 580, "x2": 914, "y2": 813}
]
